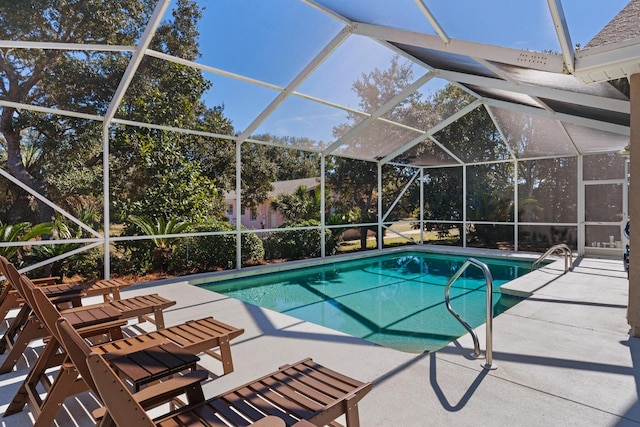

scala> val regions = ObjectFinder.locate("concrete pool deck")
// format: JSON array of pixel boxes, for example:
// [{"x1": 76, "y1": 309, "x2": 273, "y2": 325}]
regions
[{"x1": 0, "y1": 256, "x2": 636, "y2": 426}]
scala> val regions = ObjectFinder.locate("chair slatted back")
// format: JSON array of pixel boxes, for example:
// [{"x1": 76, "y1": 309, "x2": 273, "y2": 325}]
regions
[
  {"x1": 0, "y1": 257, "x2": 24, "y2": 299},
  {"x1": 0, "y1": 256, "x2": 14, "y2": 303},
  {"x1": 55, "y1": 318, "x2": 101, "y2": 397},
  {"x1": 28, "y1": 278, "x2": 68, "y2": 342},
  {"x1": 86, "y1": 350, "x2": 156, "y2": 427},
  {"x1": 15, "y1": 274, "x2": 40, "y2": 314}
]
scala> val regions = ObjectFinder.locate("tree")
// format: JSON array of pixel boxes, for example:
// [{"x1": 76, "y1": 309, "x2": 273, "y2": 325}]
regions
[
  {"x1": 329, "y1": 56, "x2": 419, "y2": 249},
  {"x1": 128, "y1": 215, "x2": 192, "y2": 271},
  {"x1": 0, "y1": 0, "x2": 156, "y2": 223},
  {"x1": 0, "y1": 1, "x2": 240, "y2": 230},
  {"x1": 270, "y1": 185, "x2": 321, "y2": 222},
  {"x1": 262, "y1": 137, "x2": 321, "y2": 181},
  {"x1": 0, "y1": 220, "x2": 53, "y2": 260},
  {"x1": 327, "y1": 157, "x2": 379, "y2": 250}
]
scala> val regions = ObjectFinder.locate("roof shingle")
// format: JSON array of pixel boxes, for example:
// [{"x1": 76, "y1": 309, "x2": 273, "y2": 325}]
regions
[{"x1": 585, "y1": 0, "x2": 640, "y2": 49}]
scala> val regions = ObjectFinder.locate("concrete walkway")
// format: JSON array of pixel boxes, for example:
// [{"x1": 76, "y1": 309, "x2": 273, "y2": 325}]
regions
[{"x1": 0, "y1": 256, "x2": 636, "y2": 426}]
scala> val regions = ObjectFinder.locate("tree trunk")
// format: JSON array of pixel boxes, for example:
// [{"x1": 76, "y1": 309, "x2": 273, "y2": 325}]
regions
[
  {"x1": 1, "y1": 106, "x2": 55, "y2": 223},
  {"x1": 359, "y1": 227, "x2": 368, "y2": 250}
]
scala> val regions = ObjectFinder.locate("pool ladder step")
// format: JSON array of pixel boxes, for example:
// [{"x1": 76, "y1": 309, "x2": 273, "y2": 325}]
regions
[{"x1": 444, "y1": 257, "x2": 495, "y2": 370}]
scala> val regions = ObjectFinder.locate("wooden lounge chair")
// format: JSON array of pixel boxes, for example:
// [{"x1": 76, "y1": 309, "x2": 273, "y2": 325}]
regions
[
  {"x1": 0, "y1": 268, "x2": 176, "y2": 374},
  {"x1": 3, "y1": 277, "x2": 244, "y2": 426},
  {"x1": 0, "y1": 255, "x2": 132, "y2": 357},
  {"x1": 0, "y1": 255, "x2": 130, "y2": 324},
  {"x1": 56, "y1": 316, "x2": 372, "y2": 427}
]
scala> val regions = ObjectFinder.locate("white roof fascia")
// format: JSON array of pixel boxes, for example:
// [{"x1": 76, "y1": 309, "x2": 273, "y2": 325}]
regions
[
  {"x1": 574, "y1": 38, "x2": 640, "y2": 83},
  {"x1": 235, "y1": 24, "x2": 353, "y2": 144},
  {"x1": 352, "y1": 22, "x2": 565, "y2": 73},
  {"x1": 104, "y1": 0, "x2": 171, "y2": 124},
  {"x1": 413, "y1": 0, "x2": 450, "y2": 43},
  {"x1": 547, "y1": 0, "x2": 575, "y2": 73}
]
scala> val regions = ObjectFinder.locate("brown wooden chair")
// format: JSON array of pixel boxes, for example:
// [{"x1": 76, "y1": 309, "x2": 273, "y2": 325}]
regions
[
  {"x1": 0, "y1": 255, "x2": 130, "y2": 323},
  {"x1": 0, "y1": 261, "x2": 176, "y2": 374},
  {"x1": 55, "y1": 316, "x2": 372, "y2": 427},
  {"x1": 0, "y1": 256, "x2": 134, "y2": 357},
  {"x1": 3, "y1": 277, "x2": 244, "y2": 426}
]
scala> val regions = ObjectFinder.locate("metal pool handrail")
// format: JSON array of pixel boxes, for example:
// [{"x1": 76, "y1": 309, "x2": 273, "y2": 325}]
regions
[
  {"x1": 531, "y1": 244, "x2": 573, "y2": 273},
  {"x1": 444, "y1": 257, "x2": 494, "y2": 369}
]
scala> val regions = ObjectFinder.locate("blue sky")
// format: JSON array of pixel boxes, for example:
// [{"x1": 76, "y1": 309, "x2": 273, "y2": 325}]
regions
[{"x1": 190, "y1": 0, "x2": 630, "y2": 143}]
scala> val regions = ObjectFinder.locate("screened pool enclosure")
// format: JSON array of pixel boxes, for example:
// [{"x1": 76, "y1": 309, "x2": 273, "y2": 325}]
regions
[{"x1": 0, "y1": 0, "x2": 638, "y2": 280}]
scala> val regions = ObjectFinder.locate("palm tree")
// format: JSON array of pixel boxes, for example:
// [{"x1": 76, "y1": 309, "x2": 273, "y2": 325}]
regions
[
  {"x1": 270, "y1": 185, "x2": 321, "y2": 222},
  {"x1": 128, "y1": 215, "x2": 192, "y2": 271},
  {"x1": 0, "y1": 221, "x2": 53, "y2": 260}
]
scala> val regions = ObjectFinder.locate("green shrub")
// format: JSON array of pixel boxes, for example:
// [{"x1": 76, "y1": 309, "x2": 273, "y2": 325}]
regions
[
  {"x1": 263, "y1": 219, "x2": 337, "y2": 260},
  {"x1": 171, "y1": 221, "x2": 264, "y2": 272},
  {"x1": 27, "y1": 247, "x2": 103, "y2": 279}
]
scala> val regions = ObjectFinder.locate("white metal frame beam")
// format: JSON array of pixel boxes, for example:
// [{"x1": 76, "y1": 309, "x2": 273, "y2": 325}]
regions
[
  {"x1": 380, "y1": 99, "x2": 482, "y2": 164},
  {"x1": 102, "y1": 0, "x2": 171, "y2": 278},
  {"x1": 435, "y1": 69, "x2": 629, "y2": 115},
  {"x1": 547, "y1": 0, "x2": 574, "y2": 73},
  {"x1": 234, "y1": 24, "x2": 354, "y2": 145},
  {"x1": 351, "y1": 22, "x2": 565, "y2": 73},
  {"x1": 0, "y1": 40, "x2": 135, "y2": 52},
  {"x1": 382, "y1": 169, "x2": 421, "y2": 222},
  {"x1": 103, "y1": 1, "x2": 170, "y2": 124},
  {"x1": 413, "y1": 0, "x2": 449, "y2": 43}
]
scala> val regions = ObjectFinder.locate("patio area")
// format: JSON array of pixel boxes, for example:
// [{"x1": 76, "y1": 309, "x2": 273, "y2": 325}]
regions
[{"x1": 0, "y1": 255, "x2": 635, "y2": 426}]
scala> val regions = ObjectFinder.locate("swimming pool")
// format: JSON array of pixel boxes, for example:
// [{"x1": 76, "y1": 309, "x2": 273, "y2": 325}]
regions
[{"x1": 200, "y1": 251, "x2": 535, "y2": 353}]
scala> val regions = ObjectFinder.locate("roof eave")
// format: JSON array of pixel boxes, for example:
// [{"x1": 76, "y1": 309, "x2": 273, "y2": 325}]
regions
[{"x1": 574, "y1": 37, "x2": 640, "y2": 84}]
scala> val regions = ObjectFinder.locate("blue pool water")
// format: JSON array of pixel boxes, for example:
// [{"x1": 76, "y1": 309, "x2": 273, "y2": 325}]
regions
[{"x1": 200, "y1": 251, "x2": 533, "y2": 353}]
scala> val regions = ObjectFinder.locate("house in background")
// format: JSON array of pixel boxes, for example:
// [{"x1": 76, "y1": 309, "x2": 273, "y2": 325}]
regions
[{"x1": 225, "y1": 177, "x2": 320, "y2": 230}]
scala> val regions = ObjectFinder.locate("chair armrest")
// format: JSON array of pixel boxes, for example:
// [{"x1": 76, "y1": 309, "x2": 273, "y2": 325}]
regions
[
  {"x1": 76, "y1": 319, "x2": 128, "y2": 337},
  {"x1": 32, "y1": 276, "x2": 61, "y2": 286},
  {"x1": 49, "y1": 292, "x2": 83, "y2": 306},
  {"x1": 253, "y1": 416, "x2": 287, "y2": 427},
  {"x1": 92, "y1": 370, "x2": 209, "y2": 421},
  {"x1": 134, "y1": 369, "x2": 208, "y2": 408}
]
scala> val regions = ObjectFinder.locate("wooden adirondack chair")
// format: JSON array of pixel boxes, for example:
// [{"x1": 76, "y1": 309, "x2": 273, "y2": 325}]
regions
[
  {"x1": 56, "y1": 316, "x2": 372, "y2": 427},
  {"x1": 0, "y1": 263, "x2": 176, "y2": 374},
  {"x1": 0, "y1": 255, "x2": 131, "y2": 324},
  {"x1": 3, "y1": 277, "x2": 244, "y2": 426}
]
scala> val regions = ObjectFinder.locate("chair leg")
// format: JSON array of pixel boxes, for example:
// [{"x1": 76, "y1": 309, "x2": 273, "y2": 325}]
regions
[
  {"x1": 0, "y1": 317, "x2": 48, "y2": 374},
  {"x1": 0, "y1": 304, "x2": 32, "y2": 354},
  {"x1": 0, "y1": 292, "x2": 22, "y2": 328},
  {"x1": 32, "y1": 362, "x2": 86, "y2": 427},
  {"x1": 4, "y1": 338, "x2": 62, "y2": 416},
  {"x1": 344, "y1": 394, "x2": 361, "y2": 427},
  {"x1": 218, "y1": 335, "x2": 234, "y2": 375}
]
